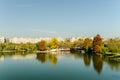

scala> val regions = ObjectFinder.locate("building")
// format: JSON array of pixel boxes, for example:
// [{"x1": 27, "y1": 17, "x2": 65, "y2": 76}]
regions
[
  {"x1": 9, "y1": 37, "x2": 64, "y2": 44},
  {"x1": 0, "y1": 36, "x2": 5, "y2": 43},
  {"x1": 9, "y1": 37, "x2": 48, "y2": 44}
]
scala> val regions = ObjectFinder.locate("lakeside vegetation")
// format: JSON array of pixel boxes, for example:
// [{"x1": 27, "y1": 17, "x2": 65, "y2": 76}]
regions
[{"x1": 0, "y1": 34, "x2": 120, "y2": 54}]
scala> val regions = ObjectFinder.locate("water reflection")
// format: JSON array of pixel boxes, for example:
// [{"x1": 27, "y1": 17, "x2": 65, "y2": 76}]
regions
[
  {"x1": 0, "y1": 52, "x2": 120, "y2": 74},
  {"x1": 36, "y1": 53, "x2": 58, "y2": 65},
  {"x1": 83, "y1": 54, "x2": 91, "y2": 67},
  {"x1": 36, "y1": 53, "x2": 46, "y2": 63},
  {"x1": 0, "y1": 52, "x2": 36, "y2": 60},
  {"x1": 93, "y1": 54, "x2": 103, "y2": 74},
  {"x1": 104, "y1": 56, "x2": 120, "y2": 71}
]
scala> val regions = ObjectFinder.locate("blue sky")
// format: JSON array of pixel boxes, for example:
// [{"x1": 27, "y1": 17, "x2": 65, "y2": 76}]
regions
[{"x1": 0, "y1": 0, "x2": 120, "y2": 38}]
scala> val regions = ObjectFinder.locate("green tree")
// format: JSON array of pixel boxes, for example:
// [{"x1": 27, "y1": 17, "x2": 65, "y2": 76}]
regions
[
  {"x1": 71, "y1": 38, "x2": 83, "y2": 48},
  {"x1": 106, "y1": 38, "x2": 120, "y2": 53},
  {"x1": 26, "y1": 43, "x2": 37, "y2": 51},
  {"x1": 36, "y1": 42, "x2": 40, "y2": 50},
  {"x1": 0, "y1": 43, "x2": 5, "y2": 51},
  {"x1": 64, "y1": 38, "x2": 71, "y2": 48},
  {"x1": 83, "y1": 38, "x2": 92, "y2": 52},
  {"x1": 3, "y1": 43, "x2": 15, "y2": 50}
]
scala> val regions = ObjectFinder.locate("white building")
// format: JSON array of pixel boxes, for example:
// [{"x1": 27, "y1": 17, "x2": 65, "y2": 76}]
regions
[
  {"x1": 0, "y1": 36, "x2": 5, "y2": 43},
  {"x1": 70, "y1": 37, "x2": 83, "y2": 42},
  {"x1": 9, "y1": 37, "x2": 64, "y2": 44},
  {"x1": 9, "y1": 37, "x2": 49, "y2": 44}
]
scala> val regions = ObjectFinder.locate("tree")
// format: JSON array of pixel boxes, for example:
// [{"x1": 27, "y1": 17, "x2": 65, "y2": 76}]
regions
[
  {"x1": 3, "y1": 43, "x2": 15, "y2": 50},
  {"x1": 83, "y1": 38, "x2": 92, "y2": 52},
  {"x1": 58, "y1": 41, "x2": 65, "y2": 48},
  {"x1": 50, "y1": 37, "x2": 58, "y2": 49},
  {"x1": 64, "y1": 38, "x2": 71, "y2": 48},
  {"x1": 93, "y1": 34, "x2": 102, "y2": 53},
  {"x1": 14, "y1": 43, "x2": 36, "y2": 51},
  {"x1": 26, "y1": 43, "x2": 37, "y2": 51},
  {"x1": 106, "y1": 38, "x2": 120, "y2": 53},
  {"x1": 0, "y1": 43, "x2": 5, "y2": 51},
  {"x1": 58, "y1": 38, "x2": 71, "y2": 49},
  {"x1": 71, "y1": 38, "x2": 83, "y2": 48},
  {"x1": 19, "y1": 43, "x2": 28, "y2": 51},
  {"x1": 40, "y1": 40, "x2": 46, "y2": 51},
  {"x1": 36, "y1": 42, "x2": 40, "y2": 50}
]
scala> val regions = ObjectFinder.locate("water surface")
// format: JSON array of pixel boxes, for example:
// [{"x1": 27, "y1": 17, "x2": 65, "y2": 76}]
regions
[{"x1": 0, "y1": 52, "x2": 120, "y2": 80}]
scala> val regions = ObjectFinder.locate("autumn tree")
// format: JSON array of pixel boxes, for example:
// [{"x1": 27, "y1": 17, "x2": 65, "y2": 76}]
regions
[
  {"x1": 83, "y1": 38, "x2": 92, "y2": 52},
  {"x1": 40, "y1": 40, "x2": 46, "y2": 51},
  {"x1": 50, "y1": 37, "x2": 58, "y2": 49},
  {"x1": 93, "y1": 34, "x2": 102, "y2": 53}
]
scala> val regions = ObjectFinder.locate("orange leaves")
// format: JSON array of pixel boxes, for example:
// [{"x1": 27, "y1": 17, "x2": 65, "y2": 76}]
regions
[{"x1": 93, "y1": 34, "x2": 102, "y2": 53}]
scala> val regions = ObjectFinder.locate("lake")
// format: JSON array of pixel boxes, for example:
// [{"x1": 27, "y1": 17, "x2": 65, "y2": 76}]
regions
[{"x1": 0, "y1": 52, "x2": 120, "y2": 80}]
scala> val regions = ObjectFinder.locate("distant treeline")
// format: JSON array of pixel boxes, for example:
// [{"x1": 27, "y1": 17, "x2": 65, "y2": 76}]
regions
[{"x1": 0, "y1": 34, "x2": 120, "y2": 53}]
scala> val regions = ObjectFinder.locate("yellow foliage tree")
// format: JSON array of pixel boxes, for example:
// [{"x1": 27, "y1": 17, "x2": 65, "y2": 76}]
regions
[
  {"x1": 84, "y1": 38, "x2": 92, "y2": 49},
  {"x1": 50, "y1": 37, "x2": 58, "y2": 49}
]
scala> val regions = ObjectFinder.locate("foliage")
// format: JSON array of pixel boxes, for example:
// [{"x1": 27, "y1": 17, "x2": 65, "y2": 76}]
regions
[
  {"x1": 105, "y1": 38, "x2": 120, "y2": 53},
  {"x1": 64, "y1": 38, "x2": 71, "y2": 48},
  {"x1": 0, "y1": 43, "x2": 5, "y2": 51},
  {"x1": 101, "y1": 47, "x2": 109, "y2": 54},
  {"x1": 49, "y1": 37, "x2": 58, "y2": 49},
  {"x1": 0, "y1": 35, "x2": 120, "y2": 54},
  {"x1": 3, "y1": 43, "x2": 15, "y2": 50},
  {"x1": 93, "y1": 34, "x2": 102, "y2": 53},
  {"x1": 83, "y1": 38, "x2": 92, "y2": 52},
  {"x1": 40, "y1": 40, "x2": 46, "y2": 51},
  {"x1": 0, "y1": 42, "x2": 36, "y2": 51},
  {"x1": 71, "y1": 38, "x2": 83, "y2": 48},
  {"x1": 36, "y1": 42, "x2": 40, "y2": 50},
  {"x1": 58, "y1": 41, "x2": 66, "y2": 48}
]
